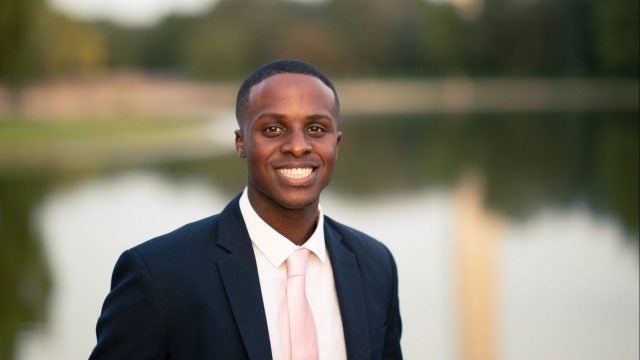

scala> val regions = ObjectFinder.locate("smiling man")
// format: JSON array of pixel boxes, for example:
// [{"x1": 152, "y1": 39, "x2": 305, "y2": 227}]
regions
[{"x1": 90, "y1": 60, "x2": 402, "y2": 360}]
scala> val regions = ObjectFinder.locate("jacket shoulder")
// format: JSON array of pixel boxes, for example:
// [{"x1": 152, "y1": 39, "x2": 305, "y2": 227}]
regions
[{"x1": 130, "y1": 214, "x2": 222, "y2": 264}]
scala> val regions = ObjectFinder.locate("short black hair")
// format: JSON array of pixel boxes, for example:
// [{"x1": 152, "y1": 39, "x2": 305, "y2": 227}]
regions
[{"x1": 235, "y1": 59, "x2": 340, "y2": 125}]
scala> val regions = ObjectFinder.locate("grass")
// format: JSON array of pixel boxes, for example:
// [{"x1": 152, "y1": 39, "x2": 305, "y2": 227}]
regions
[
  {"x1": 0, "y1": 117, "x2": 201, "y2": 141},
  {"x1": 0, "y1": 117, "x2": 220, "y2": 169}
]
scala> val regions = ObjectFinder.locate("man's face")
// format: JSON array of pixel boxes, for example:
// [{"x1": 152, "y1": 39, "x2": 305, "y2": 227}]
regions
[{"x1": 235, "y1": 73, "x2": 342, "y2": 212}]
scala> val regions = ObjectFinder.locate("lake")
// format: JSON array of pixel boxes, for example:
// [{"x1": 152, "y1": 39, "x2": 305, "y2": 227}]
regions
[{"x1": 1, "y1": 112, "x2": 638, "y2": 359}]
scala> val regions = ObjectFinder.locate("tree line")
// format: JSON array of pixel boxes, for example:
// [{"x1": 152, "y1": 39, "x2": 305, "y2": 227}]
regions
[{"x1": 1, "y1": 0, "x2": 638, "y2": 88}]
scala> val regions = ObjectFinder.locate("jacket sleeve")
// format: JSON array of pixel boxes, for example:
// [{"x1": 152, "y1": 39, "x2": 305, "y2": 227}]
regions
[
  {"x1": 383, "y1": 248, "x2": 403, "y2": 359},
  {"x1": 90, "y1": 249, "x2": 168, "y2": 359}
]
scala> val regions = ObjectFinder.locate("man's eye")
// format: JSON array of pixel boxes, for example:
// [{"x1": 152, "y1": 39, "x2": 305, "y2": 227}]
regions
[
  {"x1": 263, "y1": 126, "x2": 283, "y2": 135},
  {"x1": 307, "y1": 126, "x2": 325, "y2": 134}
]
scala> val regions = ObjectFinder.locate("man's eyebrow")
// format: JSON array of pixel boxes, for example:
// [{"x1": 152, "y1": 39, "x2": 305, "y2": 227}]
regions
[
  {"x1": 255, "y1": 113, "x2": 286, "y2": 122},
  {"x1": 308, "y1": 114, "x2": 334, "y2": 121},
  {"x1": 255, "y1": 113, "x2": 335, "y2": 122}
]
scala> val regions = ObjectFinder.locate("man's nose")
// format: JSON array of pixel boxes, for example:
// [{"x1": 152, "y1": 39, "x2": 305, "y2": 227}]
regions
[{"x1": 281, "y1": 129, "x2": 312, "y2": 157}]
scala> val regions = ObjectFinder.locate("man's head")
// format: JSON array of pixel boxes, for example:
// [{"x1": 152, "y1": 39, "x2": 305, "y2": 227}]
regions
[
  {"x1": 234, "y1": 60, "x2": 342, "y2": 213},
  {"x1": 236, "y1": 59, "x2": 340, "y2": 127}
]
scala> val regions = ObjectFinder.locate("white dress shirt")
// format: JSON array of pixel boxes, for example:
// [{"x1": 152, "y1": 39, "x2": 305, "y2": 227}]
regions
[{"x1": 239, "y1": 190, "x2": 347, "y2": 360}]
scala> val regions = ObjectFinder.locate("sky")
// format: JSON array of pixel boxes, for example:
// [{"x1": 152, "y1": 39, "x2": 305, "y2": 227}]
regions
[{"x1": 48, "y1": 0, "x2": 219, "y2": 26}]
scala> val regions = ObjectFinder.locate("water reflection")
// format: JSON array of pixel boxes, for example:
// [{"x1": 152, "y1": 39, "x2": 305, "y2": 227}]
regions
[
  {"x1": 18, "y1": 172, "x2": 229, "y2": 359},
  {"x1": 1, "y1": 112, "x2": 638, "y2": 359},
  {"x1": 333, "y1": 112, "x2": 639, "y2": 234},
  {"x1": 14, "y1": 171, "x2": 638, "y2": 359},
  {"x1": 0, "y1": 174, "x2": 51, "y2": 360},
  {"x1": 500, "y1": 207, "x2": 639, "y2": 360}
]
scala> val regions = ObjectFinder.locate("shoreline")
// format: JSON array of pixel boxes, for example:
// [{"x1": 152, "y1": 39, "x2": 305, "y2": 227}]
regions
[
  {"x1": 1, "y1": 74, "x2": 637, "y2": 170},
  {"x1": 0, "y1": 74, "x2": 637, "y2": 119}
]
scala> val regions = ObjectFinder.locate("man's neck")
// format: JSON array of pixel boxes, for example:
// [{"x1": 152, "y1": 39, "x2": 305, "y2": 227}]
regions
[{"x1": 247, "y1": 191, "x2": 320, "y2": 246}]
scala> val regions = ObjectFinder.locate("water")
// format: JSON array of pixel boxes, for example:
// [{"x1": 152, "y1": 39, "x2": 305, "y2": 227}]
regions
[{"x1": 1, "y1": 112, "x2": 638, "y2": 359}]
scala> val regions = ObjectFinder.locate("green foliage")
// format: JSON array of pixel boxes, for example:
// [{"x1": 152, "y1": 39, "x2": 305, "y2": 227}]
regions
[
  {"x1": 422, "y1": 4, "x2": 468, "y2": 74},
  {"x1": 36, "y1": 11, "x2": 107, "y2": 76},
  {"x1": 1, "y1": 0, "x2": 638, "y2": 85},
  {"x1": 595, "y1": 0, "x2": 640, "y2": 75},
  {"x1": 95, "y1": 22, "x2": 146, "y2": 67},
  {"x1": 1, "y1": 4, "x2": 107, "y2": 85},
  {"x1": 138, "y1": 14, "x2": 193, "y2": 71},
  {"x1": 0, "y1": 172, "x2": 52, "y2": 360},
  {"x1": 185, "y1": 17, "x2": 253, "y2": 79},
  {"x1": 0, "y1": 0, "x2": 43, "y2": 87}
]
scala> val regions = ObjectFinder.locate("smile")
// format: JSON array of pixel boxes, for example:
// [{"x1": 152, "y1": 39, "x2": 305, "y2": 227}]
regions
[{"x1": 277, "y1": 167, "x2": 315, "y2": 179}]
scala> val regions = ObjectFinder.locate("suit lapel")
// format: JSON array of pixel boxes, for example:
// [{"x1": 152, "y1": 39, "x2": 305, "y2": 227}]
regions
[
  {"x1": 325, "y1": 221, "x2": 370, "y2": 360},
  {"x1": 214, "y1": 199, "x2": 371, "y2": 359},
  {"x1": 216, "y1": 198, "x2": 272, "y2": 360}
]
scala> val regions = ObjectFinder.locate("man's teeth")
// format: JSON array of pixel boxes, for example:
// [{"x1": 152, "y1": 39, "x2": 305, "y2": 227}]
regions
[{"x1": 278, "y1": 167, "x2": 313, "y2": 179}]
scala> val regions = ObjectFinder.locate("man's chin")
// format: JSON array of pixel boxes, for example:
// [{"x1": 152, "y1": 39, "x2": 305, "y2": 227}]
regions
[
  {"x1": 273, "y1": 190, "x2": 321, "y2": 211},
  {"x1": 249, "y1": 185, "x2": 322, "y2": 212},
  {"x1": 277, "y1": 197, "x2": 318, "y2": 211}
]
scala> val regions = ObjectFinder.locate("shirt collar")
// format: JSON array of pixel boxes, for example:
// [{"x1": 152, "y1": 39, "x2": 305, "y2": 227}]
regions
[{"x1": 239, "y1": 188, "x2": 327, "y2": 268}]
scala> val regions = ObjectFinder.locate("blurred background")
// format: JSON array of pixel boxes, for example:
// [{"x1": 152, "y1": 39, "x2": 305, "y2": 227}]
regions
[{"x1": 0, "y1": 0, "x2": 638, "y2": 359}]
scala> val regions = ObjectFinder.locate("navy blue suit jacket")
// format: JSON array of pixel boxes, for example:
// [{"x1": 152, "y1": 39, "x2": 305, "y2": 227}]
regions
[{"x1": 90, "y1": 196, "x2": 402, "y2": 359}]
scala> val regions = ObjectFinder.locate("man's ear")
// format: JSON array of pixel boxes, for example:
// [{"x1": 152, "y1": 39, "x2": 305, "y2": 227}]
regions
[
  {"x1": 335, "y1": 131, "x2": 343, "y2": 157},
  {"x1": 235, "y1": 130, "x2": 246, "y2": 158}
]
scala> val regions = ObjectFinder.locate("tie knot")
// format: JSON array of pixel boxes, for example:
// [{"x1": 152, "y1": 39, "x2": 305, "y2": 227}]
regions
[{"x1": 287, "y1": 248, "x2": 311, "y2": 277}]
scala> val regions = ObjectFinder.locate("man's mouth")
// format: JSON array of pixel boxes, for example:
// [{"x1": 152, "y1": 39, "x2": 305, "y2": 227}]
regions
[{"x1": 277, "y1": 167, "x2": 315, "y2": 179}]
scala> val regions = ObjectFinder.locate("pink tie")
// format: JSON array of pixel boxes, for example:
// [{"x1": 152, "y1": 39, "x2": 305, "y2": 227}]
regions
[{"x1": 281, "y1": 248, "x2": 319, "y2": 360}]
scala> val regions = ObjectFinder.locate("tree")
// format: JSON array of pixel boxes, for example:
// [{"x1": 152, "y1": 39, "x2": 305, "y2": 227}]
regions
[
  {"x1": 0, "y1": 0, "x2": 43, "y2": 112},
  {"x1": 37, "y1": 11, "x2": 107, "y2": 76}
]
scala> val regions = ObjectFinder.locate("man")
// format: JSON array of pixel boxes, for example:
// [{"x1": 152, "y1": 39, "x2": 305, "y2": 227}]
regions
[{"x1": 90, "y1": 59, "x2": 402, "y2": 359}]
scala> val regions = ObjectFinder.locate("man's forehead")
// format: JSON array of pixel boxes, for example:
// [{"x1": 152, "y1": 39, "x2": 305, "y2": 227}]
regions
[
  {"x1": 243, "y1": 73, "x2": 337, "y2": 120},
  {"x1": 237, "y1": 72, "x2": 338, "y2": 129},
  {"x1": 248, "y1": 73, "x2": 333, "y2": 99}
]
